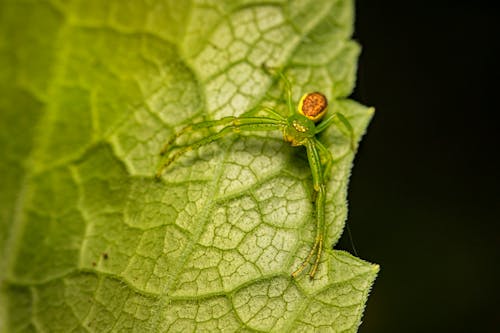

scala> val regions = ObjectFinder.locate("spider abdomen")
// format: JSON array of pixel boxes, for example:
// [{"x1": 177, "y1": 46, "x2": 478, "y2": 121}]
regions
[{"x1": 298, "y1": 92, "x2": 328, "y2": 122}]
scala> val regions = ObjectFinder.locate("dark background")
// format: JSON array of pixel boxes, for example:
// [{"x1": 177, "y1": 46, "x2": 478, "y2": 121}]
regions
[{"x1": 338, "y1": 1, "x2": 499, "y2": 332}]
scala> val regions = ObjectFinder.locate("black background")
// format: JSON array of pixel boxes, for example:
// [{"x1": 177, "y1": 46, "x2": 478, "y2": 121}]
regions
[{"x1": 338, "y1": 1, "x2": 499, "y2": 332}]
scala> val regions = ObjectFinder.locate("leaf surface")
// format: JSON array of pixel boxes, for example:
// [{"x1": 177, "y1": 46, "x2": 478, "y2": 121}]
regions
[{"x1": 0, "y1": 0, "x2": 378, "y2": 332}]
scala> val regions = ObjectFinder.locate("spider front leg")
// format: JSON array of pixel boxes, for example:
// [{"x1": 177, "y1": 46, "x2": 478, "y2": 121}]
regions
[
  {"x1": 315, "y1": 139, "x2": 335, "y2": 181},
  {"x1": 160, "y1": 108, "x2": 286, "y2": 156},
  {"x1": 309, "y1": 138, "x2": 334, "y2": 207},
  {"x1": 159, "y1": 117, "x2": 236, "y2": 156},
  {"x1": 292, "y1": 139, "x2": 327, "y2": 279},
  {"x1": 156, "y1": 117, "x2": 286, "y2": 178}
]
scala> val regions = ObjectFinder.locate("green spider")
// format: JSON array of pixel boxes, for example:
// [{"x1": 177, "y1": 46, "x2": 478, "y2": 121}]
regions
[{"x1": 155, "y1": 75, "x2": 354, "y2": 279}]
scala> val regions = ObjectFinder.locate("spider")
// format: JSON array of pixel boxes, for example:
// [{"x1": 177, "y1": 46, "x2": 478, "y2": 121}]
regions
[{"x1": 155, "y1": 74, "x2": 354, "y2": 279}]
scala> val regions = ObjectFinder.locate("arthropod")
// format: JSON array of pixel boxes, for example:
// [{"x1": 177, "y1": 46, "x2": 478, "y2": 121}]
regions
[{"x1": 155, "y1": 75, "x2": 353, "y2": 279}]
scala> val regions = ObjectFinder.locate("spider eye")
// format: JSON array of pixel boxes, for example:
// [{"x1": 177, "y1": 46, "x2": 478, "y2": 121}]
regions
[{"x1": 298, "y1": 92, "x2": 328, "y2": 123}]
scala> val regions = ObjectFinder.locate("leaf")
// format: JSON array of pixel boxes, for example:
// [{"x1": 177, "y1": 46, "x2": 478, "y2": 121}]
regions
[{"x1": 0, "y1": 0, "x2": 378, "y2": 332}]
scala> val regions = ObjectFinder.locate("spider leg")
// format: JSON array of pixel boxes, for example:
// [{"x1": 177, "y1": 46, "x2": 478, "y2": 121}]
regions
[
  {"x1": 278, "y1": 72, "x2": 295, "y2": 116},
  {"x1": 160, "y1": 117, "x2": 236, "y2": 155},
  {"x1": 315, "y1": 112, "x2": 356, "y2": 150},
  {"x1": 261, "y1": 64, "x2": 295, "y2": 116},
  {"x1": 314, "y1": 138, "x2": 335, "y2": 181},
  {"x1": 161, "y1": 108, "x2": 286, "y2": 155},
  {"x1": 156, "y1": 117, "x2": 285, "y2": 178},
  {"x1": 291, "y1": 139, "x2": 327, "y2": 279},
  {"x1": 309, "y1": 138, "x2": 334, "y2": 206},
  {"x1": 241, "y1": 105, "x2": 286, "y2": 121}
]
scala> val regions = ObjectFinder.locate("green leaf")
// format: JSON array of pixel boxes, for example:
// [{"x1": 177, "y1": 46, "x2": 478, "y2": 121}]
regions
[{"x1": 0, "y1": 0, "x2": 378, "y2": 332}]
